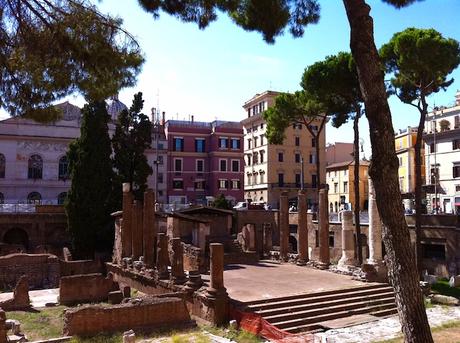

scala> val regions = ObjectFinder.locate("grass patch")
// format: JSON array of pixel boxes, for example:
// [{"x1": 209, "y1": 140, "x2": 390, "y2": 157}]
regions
[
  {"x1": 432, "y1": 320, "x2": 460, "y2": 332},
  {"x1": 431, "y1": 279, "x2": 460, "y2": 299},
  {"x1": 70, "y1": 334, "x2": 122, "y2": 343},
  {"x1": 6, "y1": 306, "x2": 66, "y2": 341}
]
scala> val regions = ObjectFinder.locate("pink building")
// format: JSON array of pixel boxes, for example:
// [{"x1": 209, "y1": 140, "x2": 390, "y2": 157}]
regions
[{"x1": 165, "y1": 119, "x2": 244, "y2": 206}]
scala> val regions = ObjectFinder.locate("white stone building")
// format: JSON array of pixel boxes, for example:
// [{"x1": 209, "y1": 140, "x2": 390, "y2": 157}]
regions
[
  {"x1": 0, "y1": 98, "x2": 168, "y2": 206},
  {"x1": 423, "y1": 91, "x2": 460, "y2": 214}
]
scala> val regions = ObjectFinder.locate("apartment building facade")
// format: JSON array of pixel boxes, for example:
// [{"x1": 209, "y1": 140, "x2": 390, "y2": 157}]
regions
[
  {"x1": 165, "y1": 119, "x2": 244, "y2": 206},
  {"x1": 394, "y1": 126, "x2": 425, "y2": 211},
  {"x1": 326, "y1": 160, "x2": 369, "y2": 213},
  {"x1": 423, "y1": 91, "x2": 460, "y2": 214},
  {"x1": 241, "y1": 90, "x2": 326, "y2": 209}
]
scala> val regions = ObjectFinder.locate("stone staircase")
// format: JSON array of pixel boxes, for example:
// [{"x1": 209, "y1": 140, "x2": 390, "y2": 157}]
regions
[
  {"x1": 237, "y1": 284, "x2": 397, "y2": 334},
  {"x1": 224, "y1": 240, "x2": 259, "y2": 265}
]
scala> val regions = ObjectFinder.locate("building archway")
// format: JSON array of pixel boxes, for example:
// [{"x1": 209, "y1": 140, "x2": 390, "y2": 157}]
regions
[{"x1": 3, "y1": 227, "x2": 29, "y2": 249}]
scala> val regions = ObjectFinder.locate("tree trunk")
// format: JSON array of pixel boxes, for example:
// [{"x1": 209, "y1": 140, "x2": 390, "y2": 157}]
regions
[
  {"x1": 353, "y1": 113, "x2": 362, "y2": 265},
  {"x1": 343, "y1": 1, "x2": 433, "y2": 342},
  {"x1": 414, "y1": 96, "x2": 429, "y2": 278}
]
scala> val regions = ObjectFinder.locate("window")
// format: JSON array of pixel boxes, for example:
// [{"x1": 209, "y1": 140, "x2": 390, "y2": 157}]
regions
[
  {"x1": 312, "y1": 138, "x2": 316, "y2": 147},
  {"x1": 231, "y1": 138, "x2": 240, "y2": 149},
  {"x1": 260, "y1": 135, "x2": 264, "y2": 146},
  {"x1": 196, "y1": 159, "x2": 204, "y2": 172},
  {"x1": 254, "y1": 137, "x2": 258, "y2": 147},
  {"x1": 174, "y1": 137, "x2": 184, "y2": 152},
  {"x1": 453, "y1": 164, "x2": 460, "y2": 178},
  {"x1": 28, "y1": 155, "x2": 43, "y2": 179},
  {"x1": 309, "y1": 154, "x2": 316, "y2": 164},
  {"x1": 58, "y1": 156, "x2": 69, "y2": 180},
  {"x1": 219, "y1": 137, "x2": 228, "y2": 149},
  {"x1": 157, "y1": 155, "x2": 164, "y2": 165},
  {"x1": 278, "y1": 152, "x2": 284, "y2": 162},
  {"x1": 260, "y1": 123, "x2": 264, "y2": 129},
  {"x1": 247, "y1": 139, "x2": 252, "y2": 149},
  {"x1": 312, "y1": 175, "x2": 317, "y2": 188},
  {"x1": 232, "y1": 180, "x2": 241, "y2": 189},
  {"x1": 430, "y1": 143, "x2": 436, "y2": 153},
  {"x1": 253, "y1": 152, "x2": 259, "y2": 164},
  {"x1": 295, "y1": 173, "x2": 301, "y2": 187},
  {"x1": 195, "y1": 139, "x2": 206, "y2": 152},
  {"x1": 278, "y1": 173, "x2": 284, "y2": 187},
  {"x1": 232, "y1": 160, "x2": 240, "y2": 172},
  {"x1": 295, "y1": 137, "x2": 300, "y2": 146},
  {"x1": 344, "y1": 169, "x2": 348, "y2": 176},
  {"x1": 0, "y1": 153, "x2": 5, "y2": 178},
  {"x1": 219, "y1": 179, "x2": 228, "y2": 189},
  {"x1": 173, "y1": 179, "x2": 183, "y2": 189},
  {"x1": 295, "y1": 153, "x2": 301, "y2": 163},
  {"x1": 195, "y1": 181, "x2": 205, "y2": 190},
  {"x1": 453, "y1": 139, "x2": 460, "y2": 150},
  {"x1": 309, "y1": 125, "x2": 318, "y2": 131},
  {"x1": 343, "y1": 181, "x2": 348, "y2": 193},
  {"x1": 220, "y1": 159, "x2": 227, "y2": 172},
  {"x1": 431, "y1": 167, "x2": 439, "y2": 184},
  {"x1": 27, "y1": 192, "x2": 41, "y2": 204},
  {"x1": 260, "y1": 173, "x2": 265, "y2": 183},
  {"x1": 57, "y1": 192, "x2": 67, "y2": 205},
  {"x1": 158, "y1": 173, "x2": 164, "y2": 184},
  {"x1": 334, "y1": 183, "x2": 338, "y2": 193},
  {"x1": 455, "y1": 115, "x2": 460, "y2": 129},
  {"x1": 0, "y1": 192, "x2": 3, "y2": 204},
  {"x1": 329, "y1": 231, "x2": 335, "y2": 247},
  {"x1": 260, "y1": 150, "x2": 265, "y2": 163},
  {"x1": 456, "y1": 185, "x2": 460, "y2": 192},
  {"x1": 174, "y1": 159, "x2": 182, "y2": 172}
]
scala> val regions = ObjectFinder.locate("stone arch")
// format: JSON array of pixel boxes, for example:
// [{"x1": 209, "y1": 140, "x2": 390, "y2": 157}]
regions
[
  {"x1": 3, "y1": 227, "x2": 29, "y2": 249},
  {"x1": 27, "y1": 192, "x2": 42, "y2": 204},
  {"x1": 289, "y1": 235, "x2": 298, "y2": 253}
]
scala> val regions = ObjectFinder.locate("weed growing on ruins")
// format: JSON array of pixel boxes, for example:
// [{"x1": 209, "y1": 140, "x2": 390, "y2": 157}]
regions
[
  {"x1": 431, "y1": 279, "x2": 460, "y2": 299},
  {"x1": 6, "y1": 306, "x2": 65, "y2": 340}
]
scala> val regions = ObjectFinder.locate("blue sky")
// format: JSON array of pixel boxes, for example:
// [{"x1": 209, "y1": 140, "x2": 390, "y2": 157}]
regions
[{"x1": 4, "y1": 1, "x2": 460, "y2": 156}]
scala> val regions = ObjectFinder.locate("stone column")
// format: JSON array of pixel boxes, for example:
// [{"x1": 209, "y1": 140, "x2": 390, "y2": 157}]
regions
[
  {"x1": 169, "y1": 238, "x2": 186, "y2": 284},
  {"x1": 167, "y1": 216, "x2": 181, "y2": 239},
  {"x1": 207, "y1": 243, "x2": 227, "y2": 298},
  {"x1": 247, "y1": 224, "x2": 256, "y2": 252},
  {"x1": 156, "y1": 233, "x2": 169, "y2": 279},
  {"x1": 263, "y1": 224, "x2": 272, "y2": 254},
  {"x1": 368, "y1": 178, "x2": 383, "y2": 265},
  {"x1": 338, "y1": 210, "x2": 356, "y2": 269},
  {"x1": 121, "y1": 183, "x2": 133, "y2": 257},
  {"x1": 297, "y1": 190, "x2": 308, "y2": 265},
  {"x1": 131, "y1": 200, "x2": 143, "y2": 260},
  {"x1": 143, "y1": 189, "x2": 156, "y2": 268},
  {"x1": 279, "y1": 191, "x2": 289, "y2": 261},
  {"x1": 318, "y1": 188, "x2": 330, "y2": 269}
]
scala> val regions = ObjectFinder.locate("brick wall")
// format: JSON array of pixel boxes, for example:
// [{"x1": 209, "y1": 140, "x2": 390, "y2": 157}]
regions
[
  {"x1": 63, "y1": 297, "x2": 192, "y2": 336},
  {"x1": 0, "y1": 253, "x2": 59, "y2": 290},
  {"x1": 59, "y1": 273, "x2": 116, "y2": 305}
]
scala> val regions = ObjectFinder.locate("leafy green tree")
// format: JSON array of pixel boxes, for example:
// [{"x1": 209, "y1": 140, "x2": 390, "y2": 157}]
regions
[
  {"x1": 112, "y1": 92, "x2": 153, "y2": 206},
  {"x1": 65, "y1": 101, "x2": 114, "y2": 259},
  {"x1": 213, "y1": 194, "x2": 232, "y2": 210},
  {"x1": 138, "y1": 1, "x2": 434, "y2": 340},
  {"x1": 1, "y1": 0, "x2": 143, "y2": 121},
  {"x1": 380, "y1": 28, "x2": 460, "y2": 276},
  {"x1": 301, "y1": 52, "x2": 365, "y2": 264},
  {"x1": 264, "y1": 91, "x2": 326, "y2": 207}
]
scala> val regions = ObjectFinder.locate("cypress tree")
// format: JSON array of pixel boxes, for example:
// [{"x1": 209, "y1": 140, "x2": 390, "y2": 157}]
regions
[
  {"x1": 112, "y1": 92, "x2": 152, "y2": 207},
  {"x1": 65, "y1": 101, "x2": 114, "y2": 259}
]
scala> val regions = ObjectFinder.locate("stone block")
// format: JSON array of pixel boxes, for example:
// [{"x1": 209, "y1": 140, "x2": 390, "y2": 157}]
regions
[{"x1": 431, "y1": 294, "x2": 460, "y2": 306}]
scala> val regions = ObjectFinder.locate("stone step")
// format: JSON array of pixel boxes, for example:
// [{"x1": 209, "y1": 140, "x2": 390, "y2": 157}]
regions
[
  {"x1": 255, "y1": 291, "x2": 395, "y2": 317},
  {"x1": 279, "y1": 303, "x2": 397, "y2": 333},
  {"x1": 371, "y1": 307, "x2": 399, "y2": 318},
  {"x1": 245, "y1": 284, "x2": 393, "y2": 311},
  {"x1": 266, "y1": 296, "x2": 396, "y2": 325}
]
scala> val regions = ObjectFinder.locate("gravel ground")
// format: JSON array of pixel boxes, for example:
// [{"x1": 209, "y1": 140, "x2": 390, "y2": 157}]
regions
[{"x1": 312, "y1": 306, "x2": 460, "y2": 343}]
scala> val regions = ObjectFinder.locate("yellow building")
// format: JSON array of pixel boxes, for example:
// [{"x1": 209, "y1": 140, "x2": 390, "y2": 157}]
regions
[
  {"x1": 241, "y1": 91, "x2": 326, "y2": 209},
  {"x1": 326, "y1": 160, "x2": 369, "y2": 213},
  {"x1": 395, "y1": 126, "x2": 425, "y2": 210}
]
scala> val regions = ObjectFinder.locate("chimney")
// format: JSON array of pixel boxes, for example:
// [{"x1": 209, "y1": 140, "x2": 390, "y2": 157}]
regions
[
  {"x1": 161, "y1": 111, "x2": 165, "y2": 125},
  {"x1": 191, "y1": 115, "x2": 194, "y2": 123}
]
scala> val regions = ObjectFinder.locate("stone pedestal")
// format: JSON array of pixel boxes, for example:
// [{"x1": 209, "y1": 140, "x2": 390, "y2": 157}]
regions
[
  {"x1": 132, "y1": 200, "x2": 143, "y2": 260},
  {"x1": 156, "y1": 233, "x2": 169, "y2": 279},
  {"x1": 169, "y1": 238, "x2": 186, "y2": 285},
  {"x1": 338, "y1": 210, "x2": 356, "y2": 269},
  {"x1": 297, "y1": 190, "x2": 308, "y2": 265},
  {"x1": 279, "y1": 191, "x2": 289, "y2": 261},
  {"x1": 121, "y1": 183, "x2": 133, "y2": 258},
  {"x1": 318, "y1": 188, "x2": 330, "y2": 269},
  {"x1": 143, "y1": 189, "x2": 156, "y2": 268},
  {"x1": 368, "y1": 178, "x2": 383, "y2": 265}
]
